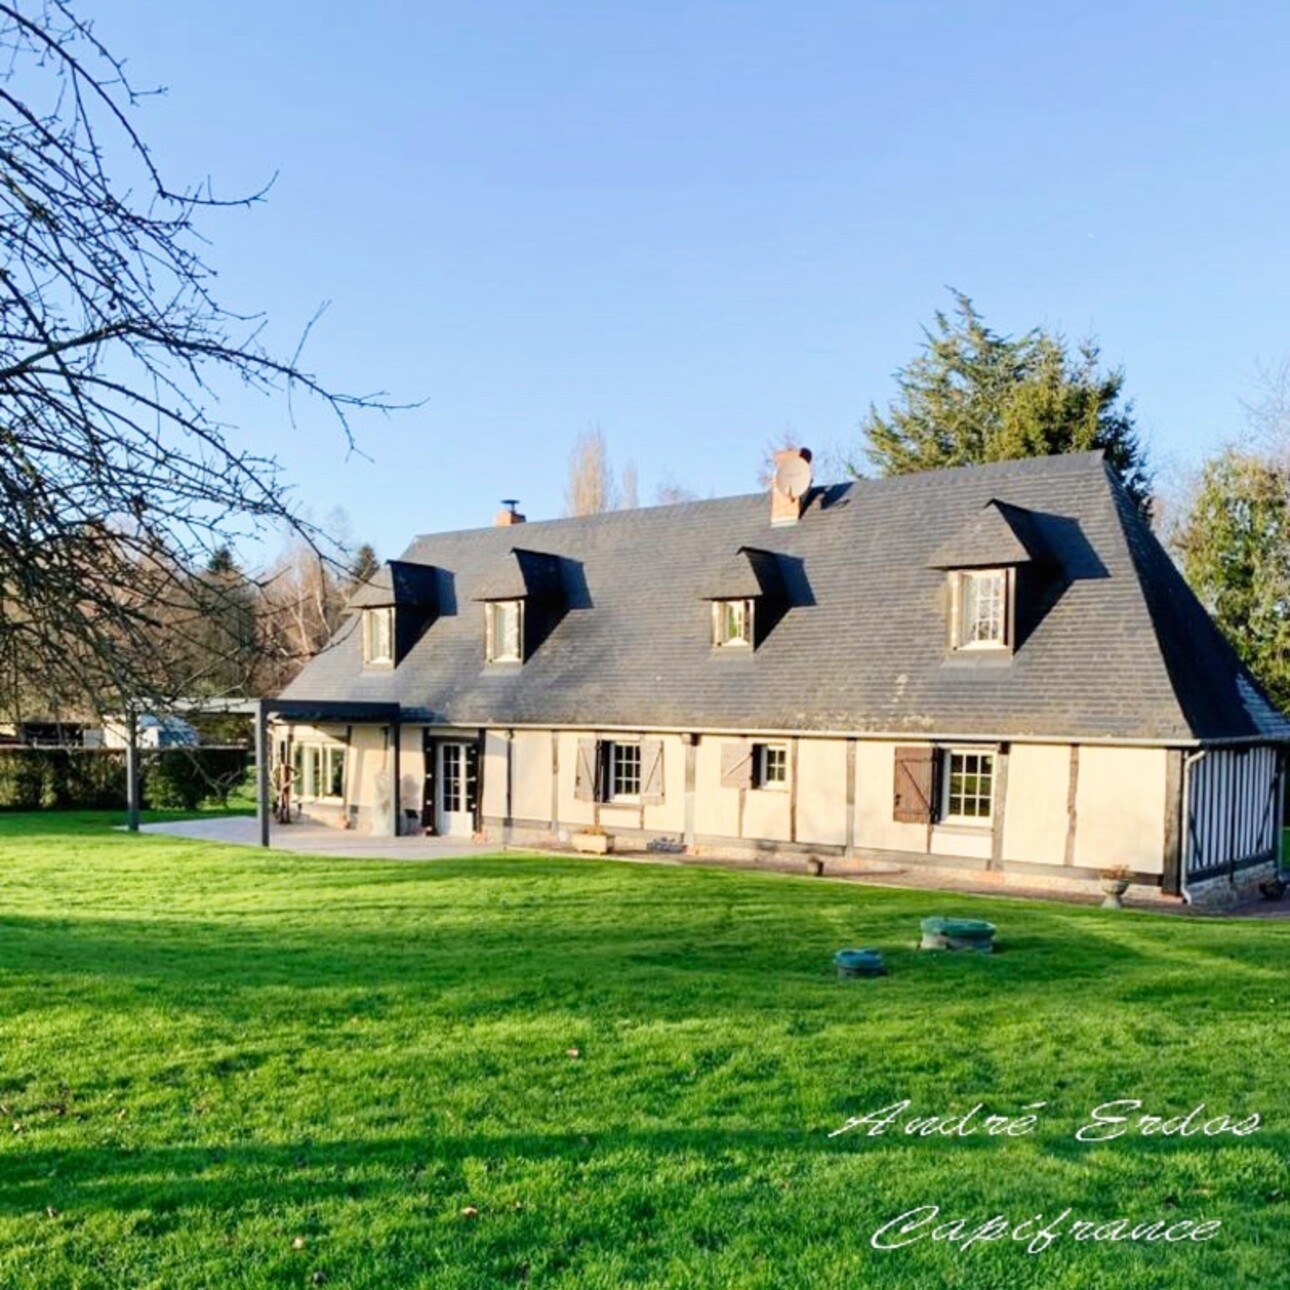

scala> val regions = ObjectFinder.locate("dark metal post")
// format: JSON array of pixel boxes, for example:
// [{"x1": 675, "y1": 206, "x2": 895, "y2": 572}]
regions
[
  {"x1": 124, "y1": 707, "x2": 140, "y2": 833},
  {"x1": 255, "y1": 699, "x2": 271, "y2": 848},
  {"x1": 390, "y1": 718, "x2": 402, "y2": 836}
]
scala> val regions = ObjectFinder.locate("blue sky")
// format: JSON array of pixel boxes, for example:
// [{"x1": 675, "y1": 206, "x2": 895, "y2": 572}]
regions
[{"x1": 110, "y1": 0, "x2": 1290, "y2": 559}]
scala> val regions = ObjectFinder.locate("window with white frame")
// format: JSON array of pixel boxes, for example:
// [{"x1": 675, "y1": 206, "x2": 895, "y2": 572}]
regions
[
  {"x1": 608, "y1": 741, "x2": 642, "y2": 800},
  {"x1": 362, "y1": 607, "x2": 394, "y2": 665},
  {"x1": 942, "y1": 749, "x2": 995, "y2": 824},
  {"x1": 955, "y1": 569, "x2": 1008, "y2": 649},
  {"x1": 757, "y1": 742, "x2": 788, "y2": 790},
  {"x1": 713, "y1": 598, "x2": 754, "y2": 648},
  {"x1": 294, "y1": 744, "x2": 346, "y2": 800},
  {"x1": 485, "y1": 599, "x2": 523, "y2": 662}
]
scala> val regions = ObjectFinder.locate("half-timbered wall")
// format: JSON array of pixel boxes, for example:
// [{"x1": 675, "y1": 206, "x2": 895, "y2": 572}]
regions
[{"x1": 1185, "y1": 746, "x2": 1283, "y2": 880}]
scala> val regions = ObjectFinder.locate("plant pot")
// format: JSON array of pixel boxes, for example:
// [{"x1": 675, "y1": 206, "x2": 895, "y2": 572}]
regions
[
  {"x1": 572, "y1": 831, "x2": 610, "y2": 855},
  {"x1": 1100, "y1": 879, "x2": 1130, "y2": 909}
]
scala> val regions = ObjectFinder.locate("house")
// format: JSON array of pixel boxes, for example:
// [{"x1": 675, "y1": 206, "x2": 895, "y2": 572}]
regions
[
  {"x1": 0, "y1": 719, "x2": 93, "y2": 747},
  {"x1": 269, "y1": 450, "x2": 1289, "y2": 907},
  {"x1": 101, "y1": 713, "x2": 200, "y2": 751}
]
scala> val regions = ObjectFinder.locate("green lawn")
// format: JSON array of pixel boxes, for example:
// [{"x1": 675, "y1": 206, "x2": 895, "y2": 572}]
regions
[{"x1": 0, "y1": 814, "x2": 1286, "y2": 1289}]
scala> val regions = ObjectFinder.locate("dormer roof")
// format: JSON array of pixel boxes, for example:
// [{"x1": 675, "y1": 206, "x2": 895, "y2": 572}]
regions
[
  {"x1": 346, "y1": 560, "x2": 439, "y2": 611},
  {"x1": 927, "y1": 499, "x2": 1051, "y2": 569},
  {"x1": 700, "y1": 547, "x2": 786, "y2": 600},
  {"x1": 472, "y1": 548, "x2": 565, "y2": 602}
]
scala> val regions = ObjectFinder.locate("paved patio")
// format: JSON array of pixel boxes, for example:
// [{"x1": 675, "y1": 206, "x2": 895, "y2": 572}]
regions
[{"x1": 137, "y1": 815, "x2": 499, "y2": 860}]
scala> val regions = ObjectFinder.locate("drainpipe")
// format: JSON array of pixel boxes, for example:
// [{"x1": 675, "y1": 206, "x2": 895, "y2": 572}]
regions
[
  {"x1": 1179, "y1": 749, "x2": 1208, "y2": 905},
  {"x1": 1278, "y1": 748, "x2": 1288, "y2": 883}
]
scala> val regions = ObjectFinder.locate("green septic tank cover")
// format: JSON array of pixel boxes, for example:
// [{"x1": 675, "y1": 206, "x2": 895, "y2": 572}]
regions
[
  {"x1": 920, "y1": 917, "x2": 996, "y2": 939},
  {"x1": 834, "y1": 948, "x2": 886, "y2": 976}
]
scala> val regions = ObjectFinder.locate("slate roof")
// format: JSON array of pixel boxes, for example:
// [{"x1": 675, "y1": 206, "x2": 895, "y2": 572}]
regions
[{"x1": 282, "y1": 452, "x2": 1290, "y2": 744}]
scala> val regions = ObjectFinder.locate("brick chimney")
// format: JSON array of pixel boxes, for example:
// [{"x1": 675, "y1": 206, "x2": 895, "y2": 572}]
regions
[
  {"x1": 494, "y1": 499, "x2": 526, "y2": 527},
  {"x1": 770, "y1": 448, "x2": 813, "y2": 526}
]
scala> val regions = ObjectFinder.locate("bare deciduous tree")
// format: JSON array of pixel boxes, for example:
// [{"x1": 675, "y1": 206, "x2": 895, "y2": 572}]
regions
[
  {"x1": 654, "y1": 474, "x2": 698, "y2": 505},
  {"x1": 0, "y1": 2, "x2": 398, "y2": 723},
  {"x1": 563, "y1": 426, "x2": 619, "y2": 516},
  {"x1": 619, "y1": 459, "x2": 639, "y2": 510}
]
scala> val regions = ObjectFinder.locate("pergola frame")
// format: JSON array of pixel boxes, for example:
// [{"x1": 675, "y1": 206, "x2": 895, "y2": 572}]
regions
[{"x1": 252, "y1": 699, "x2": 401, "y2": 847}]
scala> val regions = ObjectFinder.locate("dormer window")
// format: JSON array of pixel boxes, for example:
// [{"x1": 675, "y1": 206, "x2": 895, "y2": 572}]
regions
[
  {"x1": 929, "y1": 500, "x2": 1053, "y2": 658},
  {"x1": 713, "y1": 598, "x2": 753, "y2": 648},
  {"x1": 953, "y1": 569, "x2": 1010, "y2": 650},
  {"x1": 362, "y1": 607, "x2": 394, "y2": 666},
  {"x1": 348, "y1": 559, "x2": 439, "y2": 670},
  {"x1": 485, "y1": 599, "x2": 523, "y2": 663}
]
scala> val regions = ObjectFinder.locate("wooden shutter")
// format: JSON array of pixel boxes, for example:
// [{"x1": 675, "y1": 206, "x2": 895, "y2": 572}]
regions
[
  {"x1": 641, "y1": 739, "x2": 665, "y2": 805},
  {"x1": 721, "y1": 739, "x2": 754, "y2": 790},
  {"x1": 575, "y1": 738, "x2": 600, "y2": 802},
  {"x1": 893, "y1": 746, "x2": 936, "y2": 823}
]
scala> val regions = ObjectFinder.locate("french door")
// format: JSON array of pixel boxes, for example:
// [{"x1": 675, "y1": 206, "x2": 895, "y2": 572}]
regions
[{"x1": 435, "y1": 740, "x2": 478, "y2": 837}]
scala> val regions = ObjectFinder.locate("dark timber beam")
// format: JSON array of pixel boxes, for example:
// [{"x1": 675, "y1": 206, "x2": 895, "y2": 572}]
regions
[{"x1": 255, "y1": 699, "x2": 271, "y2": 848}]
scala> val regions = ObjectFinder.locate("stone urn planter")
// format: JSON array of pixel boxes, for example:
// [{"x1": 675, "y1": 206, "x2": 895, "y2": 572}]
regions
[
  {"x1": 571, "y1": 830, "x2": 611, "y2": 855},
  {"x1": 919, "y1": 916, "x2": 996, "y2": 953},
  {"x1": 1100, "y1": 868, "x2": 1131, "y2": 909}
]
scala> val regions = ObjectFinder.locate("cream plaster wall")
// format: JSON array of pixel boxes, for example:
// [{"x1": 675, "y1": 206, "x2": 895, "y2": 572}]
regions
[
  {"x1": 795, "y1": 739, "x2": 849, "y2": 846},
  {"x1": 1001, "y1": 743, "x2": 1070, "y2": 867},
  {"x1": 511, "y1": 730, "x2": 554, "y2": 822},
  {"x1": 1073, "y1": 746, "x2": 1167, "y2": 875},
  {"x1": 853, "y1": 739, "x2": 932, "y2": 853},
  {"x1": 693, "y1": 735, "x2": 742, "y2": 838}
]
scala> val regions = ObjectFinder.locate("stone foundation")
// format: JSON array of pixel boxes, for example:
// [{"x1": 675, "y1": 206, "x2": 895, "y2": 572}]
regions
[
  {"x1": 1185, "y1": 857, "x2": 1281, "y2": 910},
  {"x1": 480, "y1": 818, "x2": 1183, "y2": 905}
]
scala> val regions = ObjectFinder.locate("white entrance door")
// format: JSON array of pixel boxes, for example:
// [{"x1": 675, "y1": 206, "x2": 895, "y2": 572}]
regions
[{"x1": 437, "y1": 741, "x2": 476, "y2": 837}]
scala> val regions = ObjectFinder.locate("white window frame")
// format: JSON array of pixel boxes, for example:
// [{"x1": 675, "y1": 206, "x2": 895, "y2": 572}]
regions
[
  {"x1": 485, "y1": 599, "x2": 524, "y2": 663},
  {"x1": 952, "y1": 569, "x2": 1010, "y2": 651},
  {"x1": 607, "y1": 740, "x2": 642, "y2": 803},
  {"x1": 940, "y1": 747, "x2": 996, "y2": 826},
  {"x1": 713, "y1": 598, "x2": 754, "y2": 648},
  {"x1": 362, "y1": 606, "x2": 394, "y2": 666},
  {"x1": 297, "y1": 743, "x2": 346, "y2": 801},
  {"x1": 757, "y1": 742, "x2": 789, "y2": 791}
]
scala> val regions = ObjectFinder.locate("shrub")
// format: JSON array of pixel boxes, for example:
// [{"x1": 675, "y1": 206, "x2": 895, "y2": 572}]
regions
[
  {"x1": 143, "y1": 748, "x2": 248, "y2": 811},
  {"x1": 0, "y1": 747, "x2": 247, "y2": 811}
]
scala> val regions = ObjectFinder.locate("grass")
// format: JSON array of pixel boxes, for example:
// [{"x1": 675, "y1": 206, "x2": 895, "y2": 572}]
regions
[{"x1": 0, "y1": 813, "x2": 1286, "y2": 1289}]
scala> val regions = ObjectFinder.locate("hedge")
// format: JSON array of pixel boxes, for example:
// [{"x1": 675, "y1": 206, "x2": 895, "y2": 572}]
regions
[{"x1": 0, "y1": 747, "x2": 248, "y2": 812}]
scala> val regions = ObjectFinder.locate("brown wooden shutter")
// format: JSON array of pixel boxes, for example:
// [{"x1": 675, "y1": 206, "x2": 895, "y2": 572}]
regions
[
  {"x1": 893, "y1": 746, "x2": 936, "y2": 823},
  {"x1": 721, "y1": 739, "x2": 754, "y2": 790},
  {"x1": 641, "y1": 739, "x2": 665, "y2": 805},
  {"x1": 575, "y1": 738, "x2": 600, "y2": 802}
]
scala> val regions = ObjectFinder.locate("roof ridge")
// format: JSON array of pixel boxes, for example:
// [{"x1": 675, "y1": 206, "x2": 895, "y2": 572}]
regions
[{"x1": 411, "y1": 451, "x2": 1109, "y2": 543}]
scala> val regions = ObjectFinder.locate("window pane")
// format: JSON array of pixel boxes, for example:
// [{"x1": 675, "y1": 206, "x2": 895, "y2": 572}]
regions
[
  {"x1": 612, "y1": 743, "x2": 641, "y2": 797},
  {"x1": 762, "y1": 744, "x2": 787, "y2": 785},
  {"x1": 961, "y1": 572, "x2": 1005, "y2": 646},
  {"x1": 489, "y1": 601, "x2": 522, "y2": 660},
  {"x1": 947, "y1": 750, "x2": 994, "y2": 820},
  {"x1": 365, "y1": 608, "x2": 393, "y2": 663},
  {"x1": 328, "y1": 749, "x2": 345, "y2": 798},
  {"x1": 716, "y1": 599, "x2": 751, "y2": 646}
]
